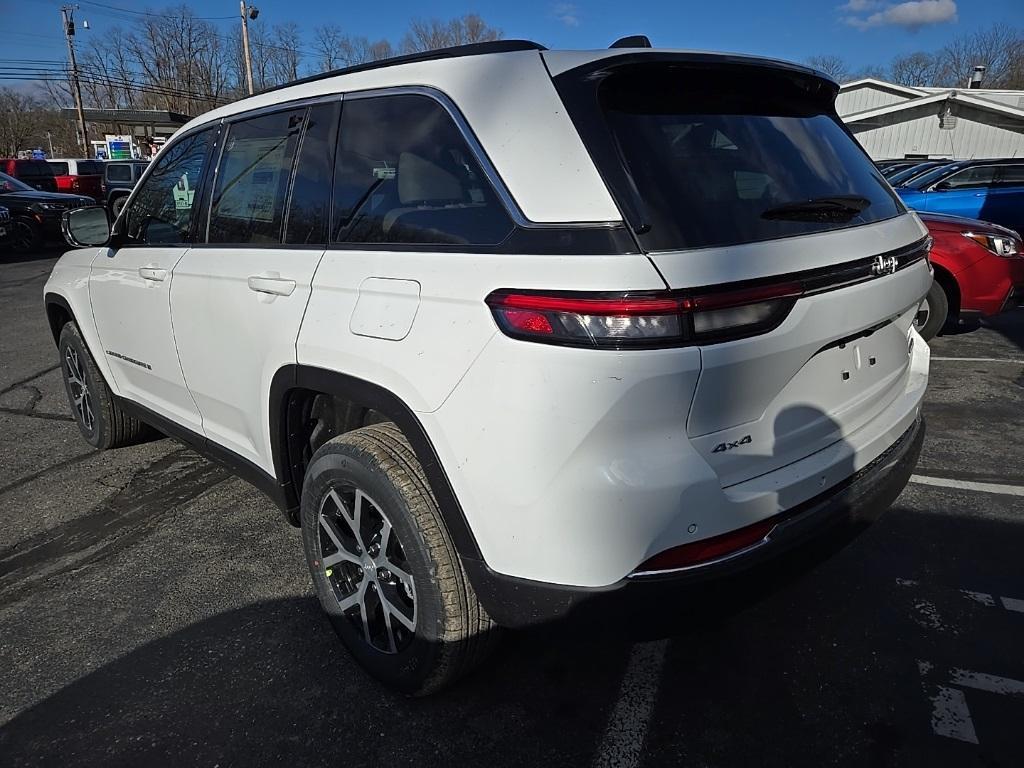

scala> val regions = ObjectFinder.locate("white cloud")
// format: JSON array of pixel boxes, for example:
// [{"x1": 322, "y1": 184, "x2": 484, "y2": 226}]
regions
[
  {"x1": 551, "y1": 2, "x2": 580, "y2": 27},
  {"x1": 843, "y1": 0, "x2": 958, "y2": 30},
  {"x1": 840, "y1": 0, "x2": 881, "y2": 10}
]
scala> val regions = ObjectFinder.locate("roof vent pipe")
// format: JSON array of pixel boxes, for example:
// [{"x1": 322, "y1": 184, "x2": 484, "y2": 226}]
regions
[{"x1": 968, "y1": 65, "x2": 986, "y2": 89}]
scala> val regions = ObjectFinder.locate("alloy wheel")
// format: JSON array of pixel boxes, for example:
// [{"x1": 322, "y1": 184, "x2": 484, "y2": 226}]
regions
[
  {"x1": 64, "y1": 346, "x2": 95, "y2": 433},
  {"x1": 318, "y1": 485, "x2": 417, "y2": 654}
]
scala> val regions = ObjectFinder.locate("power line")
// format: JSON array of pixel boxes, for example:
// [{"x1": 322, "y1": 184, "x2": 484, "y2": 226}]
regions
[{"x1": 79, "y1": 0, "x2": 235, "y2": 21}]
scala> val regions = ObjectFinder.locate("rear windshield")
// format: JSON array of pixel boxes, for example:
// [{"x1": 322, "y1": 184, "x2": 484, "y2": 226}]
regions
[
  {"x1": 77, "y1": 161, "x2": 103, "y2": 175},
  {"x1": 559, "y1": 62, "x2": 903, "y2": 251}
]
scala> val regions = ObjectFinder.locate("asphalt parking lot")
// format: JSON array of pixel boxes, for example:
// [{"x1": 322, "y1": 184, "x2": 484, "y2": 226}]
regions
[{"x1": 1, "y1": 246, "x2": 1023, "y2": 767}]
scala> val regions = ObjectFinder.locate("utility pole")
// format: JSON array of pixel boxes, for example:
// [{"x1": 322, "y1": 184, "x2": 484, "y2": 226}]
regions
[
  {"x1": 60, "y1": 5, "x2": 89, "y2": 157},
  {"x1": 240, "y1": 1, "x2": 259, "y2": 96}
]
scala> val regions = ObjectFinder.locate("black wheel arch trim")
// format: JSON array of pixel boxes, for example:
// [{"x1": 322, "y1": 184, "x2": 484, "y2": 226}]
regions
[
  {"x1": 269, "y1": 365, "x2": 483, "y2": 561},
  {"x1": 44, "y1": 292, "x2": 78, "y2": 346}
]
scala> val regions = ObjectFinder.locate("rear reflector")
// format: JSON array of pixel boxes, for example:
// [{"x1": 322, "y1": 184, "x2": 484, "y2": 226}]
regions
[
  {"x1": 485, "y1": 283, "x2": 801, "y2": 349},
  {"x1": 636, "y1": 518, "x2": 777, "y2": 572}
]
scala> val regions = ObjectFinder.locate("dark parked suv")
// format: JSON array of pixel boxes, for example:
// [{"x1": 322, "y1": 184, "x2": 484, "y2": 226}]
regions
[
  {"x1": 102, "y1": 160, "x2": 148, "y2": 215},
  {"x1": 0, "y1": 159, "x2": 58, "y2": 192}
]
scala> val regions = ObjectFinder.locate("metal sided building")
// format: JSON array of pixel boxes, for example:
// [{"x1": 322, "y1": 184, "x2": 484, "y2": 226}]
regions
[{"x1": 836, "y1": 77, "x2": 1024, "y2": 161}]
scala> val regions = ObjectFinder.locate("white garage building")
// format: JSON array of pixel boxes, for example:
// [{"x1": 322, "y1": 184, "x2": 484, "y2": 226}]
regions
[{"x1": 836, "y1": 78, "x2": 1024, "y2": 160}]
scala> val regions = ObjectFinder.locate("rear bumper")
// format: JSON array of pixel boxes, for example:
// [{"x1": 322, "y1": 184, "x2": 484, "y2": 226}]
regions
[{"x1": 467, "y1": 415, "x2": 924, "y2": 628}]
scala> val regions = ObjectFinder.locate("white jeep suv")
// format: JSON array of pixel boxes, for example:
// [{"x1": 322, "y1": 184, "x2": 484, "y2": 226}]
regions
[{"x1": 46, "y1": 40, "x2": 930, "y2": 694}]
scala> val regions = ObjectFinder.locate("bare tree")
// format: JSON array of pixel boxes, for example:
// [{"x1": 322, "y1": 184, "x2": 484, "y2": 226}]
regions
[
  {"x1": 402, "y1": 14, "x2": 502, "y2": 54},
  {"x1": 0, "y1": 88, "x2": 43, "y2": 155},
  {"x1": 268, "y1": 22, "x2": 302, "y2": 85},
  {"x1": 936, "y1": 24, "x2": 1024, "y2": 88},
  {"x1": 805, "y1": 55, "x2": 850, "y2": 83},
  {"x1": 313, "y1": 24, "x2": 346, "y2": 71},
  {"x1": 888, "y1": 52, "x2": 942, "y2": 87}
]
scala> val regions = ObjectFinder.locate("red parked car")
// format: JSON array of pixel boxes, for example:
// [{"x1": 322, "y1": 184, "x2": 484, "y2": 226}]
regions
[
  {"x1": 47, "y1": 159, "x2": 104, "y2": 199},
  {"x1": 917, "y1": 211, "x2": 1024, "y2": 340},
  {"x1": 0, "y1": 158, "x2": 57, "y2": 192}
]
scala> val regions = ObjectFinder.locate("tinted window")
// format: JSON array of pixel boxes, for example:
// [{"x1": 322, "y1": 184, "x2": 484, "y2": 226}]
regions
[
  {"x1": 997, "y1": 165, "x2": 1024, "y2": 185},
  {"x1": 941, "y1": 166, "x2": 997, "y2": 189},
  {"x1": 125, "y1": 128, "x2": 214, "y2": 246},
  {"x1": 16, "y1": 161, "x2": 53, "y2": 178},
  {"x1": 106, "y1": 164, "x2": 132, "y2": 182},
  {"x1": 49, "y1": 162, "x2": 70, "y2": 175},
  {"x1": 286, "y1": 102, "x2": 340, "y2": 245},
  {"x1": 77, "y1": 161, "x2": 103, "y2": 175},
  {"x1": 208, "y1": 109, "x2": 303, "y2": 244},
  {"x1": 332, "y1": 95, "x2": 513, "y2": 246},
  {"x1": 561, "y1": 63, "x2": 903, "y2": 251}
]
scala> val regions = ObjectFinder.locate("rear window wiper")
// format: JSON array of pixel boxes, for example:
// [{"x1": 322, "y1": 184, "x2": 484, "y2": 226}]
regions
[{"x1": 761, "y1": 195, "x2": 871, "y2": 222}]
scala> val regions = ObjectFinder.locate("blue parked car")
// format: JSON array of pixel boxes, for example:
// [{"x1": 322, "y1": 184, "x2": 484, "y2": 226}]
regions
[{"x1": 897, "y1": 159, "x2": 1024, "y2": 236}]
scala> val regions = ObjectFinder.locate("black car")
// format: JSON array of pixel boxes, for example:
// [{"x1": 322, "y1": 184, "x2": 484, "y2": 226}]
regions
[
  {"x1": 102, "y1": 160, "x2": 148, "y2": 215},
  {"x1": 0, "y1": 205, "x2": 11, "y2": 249},
  {"x1": 0, "y1": 171, "x2": 94, "y2": 252}
]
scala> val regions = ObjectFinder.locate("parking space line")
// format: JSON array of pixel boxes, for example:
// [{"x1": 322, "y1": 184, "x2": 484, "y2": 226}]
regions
[
  {"x1": 1000, "y1": 597, "x2": 1024, "y2": 613},
  {"x1": 930, "y1": 356, "x2": 1024, "y2": 364},
  {"x1": 927, "y1": 684, "x2": 979, "y2": 744},
  {"x1": 950, "y1": 668, "x2": 1024, "y2": 697},
  {"x1": 909, "y1": 475, "x2": 1024, "y2": 497},
  {"x1": 593, "y1": 640, "x2": 668, "y2": 768}
]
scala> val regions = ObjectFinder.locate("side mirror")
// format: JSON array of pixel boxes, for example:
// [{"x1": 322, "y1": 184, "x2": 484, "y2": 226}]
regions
[
  {"x1": 62, "y1": 206, "x2": 112, "y2": 247},
  {"x1": 932, "y1": 181, "x2": 952, "y2": 192}
]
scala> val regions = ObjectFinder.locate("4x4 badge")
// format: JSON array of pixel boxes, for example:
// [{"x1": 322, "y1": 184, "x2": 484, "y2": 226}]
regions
[
  {"x1": 713, "y1": 435, "x2": 752, "y2": 453},
  {"x1": 871, "y1": 254, "x2": 898, "y2": 276}
]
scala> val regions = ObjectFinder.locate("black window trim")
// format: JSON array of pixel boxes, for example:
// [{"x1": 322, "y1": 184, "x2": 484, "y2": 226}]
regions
[{"x1": 131, "y1": 87, "x2": 633, "y2": 255}]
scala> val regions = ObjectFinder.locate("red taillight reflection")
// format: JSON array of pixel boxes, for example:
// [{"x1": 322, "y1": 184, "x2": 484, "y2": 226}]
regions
[
  {"x1": 637, "y1": 518, "x2": 777, "y2": 572},
  {"x1": 504, "y1": 309, "x2": 554, "y2": 334}
]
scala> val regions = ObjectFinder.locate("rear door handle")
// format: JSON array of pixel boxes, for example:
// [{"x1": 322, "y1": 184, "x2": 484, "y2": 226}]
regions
[
  {"x1": 138, "y1": 266, "x2": 167, "y2": 282},
  {"x1": 247, "y1": 274, "x2": 296, "y2": 297}
]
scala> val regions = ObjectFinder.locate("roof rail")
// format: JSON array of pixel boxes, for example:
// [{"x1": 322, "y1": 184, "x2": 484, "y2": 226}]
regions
[{"x1": 260, "y1": 39, "x2": 548, "y2": 96}]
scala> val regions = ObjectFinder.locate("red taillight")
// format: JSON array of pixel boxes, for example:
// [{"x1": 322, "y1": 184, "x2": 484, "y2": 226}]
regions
[
  {"x1": 485, "y1": 282, "x2": 801, "y2": 349},
  {"x1": 636, "y1": 518, "x2": 777, "y2": 572}
]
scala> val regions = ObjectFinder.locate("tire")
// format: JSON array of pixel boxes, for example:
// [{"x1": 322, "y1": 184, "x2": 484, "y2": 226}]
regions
[
  {"x1": 111, "y1": 195, "x2": 128, "y2": 217},
  {"x1": 915, "y1": 279, "x2": 949, "y2": 342},
  {"x1": 58, "y1": 322, "x2": 151, "y2": 449},
  {"x1": 9, "y1": 217, "x2": 42, "y2": 253},
  {"x1": 300, "y1": 423, "x2": 499, "y2": 695}
]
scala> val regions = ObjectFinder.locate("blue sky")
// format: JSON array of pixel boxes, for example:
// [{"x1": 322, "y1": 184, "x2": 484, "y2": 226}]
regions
[{"x1": 4, "y1": 0, "x2": 1022, "y2": 81}]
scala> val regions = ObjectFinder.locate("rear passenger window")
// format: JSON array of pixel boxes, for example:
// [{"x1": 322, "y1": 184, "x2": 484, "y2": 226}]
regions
[
  {"x1": 106, "y1": 164, "x2": 132, "y2": 182},
  {"x1": 49, "y1": 162, "x2": 69, "y2": 175},
  {"x1": 285, "y1": 102, "x2": 340, "y2": 245},
  {"x1": 996, "y1": 166, "x2": 1024, "y2": 185},
  {"x1": 208, "y1": 109, "x2": 304, "y2": 244},
  {"x1": 332, "y1": 95, "x2": 513, "y2": 246}
]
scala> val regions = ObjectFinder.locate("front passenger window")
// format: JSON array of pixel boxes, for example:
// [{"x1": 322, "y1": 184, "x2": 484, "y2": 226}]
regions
[{"x1": 125, "y1": 130, "x2": 214, "y2": 245}]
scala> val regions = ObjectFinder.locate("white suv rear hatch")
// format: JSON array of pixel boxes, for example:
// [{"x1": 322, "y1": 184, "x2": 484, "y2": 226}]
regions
[{"x1": 553, "y1": 54, "x2": 931, "y2": 487}]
